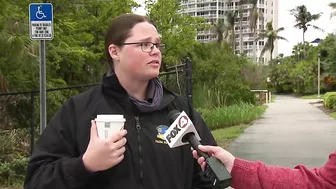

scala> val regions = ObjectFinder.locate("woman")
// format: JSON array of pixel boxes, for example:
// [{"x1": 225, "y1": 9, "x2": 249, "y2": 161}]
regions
[
  {"x1": 192, "y1": 145, "x2": 336, "y2": 189},
  {"x1": 24, "y1": 13, "x2": 216, "y2": 189}
]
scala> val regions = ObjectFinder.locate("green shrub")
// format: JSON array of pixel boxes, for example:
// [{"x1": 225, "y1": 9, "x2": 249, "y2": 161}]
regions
[
  {"x1": 324, "y1": 92, "x2": 336, "y2": 109},
  {"x1": 0, "y1": 129, "x2": 30, "y2": 186},
  {"x1": 193, "y1": 83, "x2": 257, "y2": 109},
  {"x1": 190, "y1": 42, "x2": 257, "y2": 109},
  {"x1": 0, "y1": 155, "x2": 28, "y2": 186},
  {"x1": 197, "y1": 102, "x2": 267, "y2": 130}
]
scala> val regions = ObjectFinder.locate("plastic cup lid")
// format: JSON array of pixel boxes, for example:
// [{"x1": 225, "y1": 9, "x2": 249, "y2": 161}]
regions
[{"x1": 96, "y1": 114, "x2": 125, "y2": 120}]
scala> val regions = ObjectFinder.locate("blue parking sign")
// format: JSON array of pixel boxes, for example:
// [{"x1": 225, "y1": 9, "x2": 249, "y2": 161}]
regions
[{"x1": 29, "y1": 3, "x2": 53, "y2": 40}]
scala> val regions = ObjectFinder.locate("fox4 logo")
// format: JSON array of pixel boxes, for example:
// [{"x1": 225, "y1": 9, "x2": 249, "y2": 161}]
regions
[{"x1": 166, "y1": 116, "x2": 189, "y2": 143}]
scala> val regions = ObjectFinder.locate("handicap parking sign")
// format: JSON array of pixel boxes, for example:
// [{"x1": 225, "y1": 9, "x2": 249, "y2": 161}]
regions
[{"x1": 29, "y1": 3, "x2": 53, "y2": 40}]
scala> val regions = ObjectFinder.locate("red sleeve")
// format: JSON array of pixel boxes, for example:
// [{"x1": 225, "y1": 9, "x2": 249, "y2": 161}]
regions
[{"x1": 230, "y1": 152, "x2": 336, "y2": 189}]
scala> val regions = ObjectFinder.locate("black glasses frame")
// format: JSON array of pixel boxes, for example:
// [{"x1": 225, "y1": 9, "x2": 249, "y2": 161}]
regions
[{"x1": 121, "y1": 42, "x2": 166, "y2": 52}]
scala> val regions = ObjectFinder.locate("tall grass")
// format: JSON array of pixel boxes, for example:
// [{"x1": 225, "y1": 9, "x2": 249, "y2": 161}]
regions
[
  {"x1": 197, "y1": 102, "x2": 267, "y2": 130},
  {"x1": 193, "y1": 83, "x2": 256, "y2": 109}
]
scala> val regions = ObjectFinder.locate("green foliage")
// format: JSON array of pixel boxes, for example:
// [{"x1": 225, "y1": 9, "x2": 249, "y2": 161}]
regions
[
  {"x1": 0, "y1": 156, "x2": 28, "y2": 186},
  {"x1": 329, "y1": 112, "x2": 336, "y2": 120},
  {"x1": 319, "y1": 34, "x2": 336, "y2": 75},
  {"x1": 191, "y1": 42, "x2": 256, "y2": 108},
  {"x1": 241, "y1": 63, "x2": 270, "y2": 90},
  {"x1": 0, "y1": 0, "x2": 139, "y2": 130},
  {"x1": 145, "y1": 0, "x2": 209, "y2": 63},
  {"x1": 269, "y1": 53, "x2": 318, "y2": 94},
  {"x1": 324, "y1": 92, "x2": 336, "y2": 109},
  {"x1": 269, "y1": 33, "x2": 336, "y2": 95},
  {"x1": 0, "y1": 129, "x2": 30, "y2": 186},
  {"x1": 289, "y1": 60, "x2": 316, "y2": 94},
  {"x1": 197, "y1": 103, "x2": 267, "y2": 130}
]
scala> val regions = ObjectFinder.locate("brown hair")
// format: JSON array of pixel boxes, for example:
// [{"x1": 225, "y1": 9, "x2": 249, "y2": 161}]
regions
[{"x1": 104, "y1": 13, "x2": 157, "y2": 72}]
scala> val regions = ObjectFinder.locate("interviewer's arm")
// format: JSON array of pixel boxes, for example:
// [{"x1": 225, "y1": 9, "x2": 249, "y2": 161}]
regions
[{"x1": 231, "y1": 152, "x2": 336, "y2": 189}]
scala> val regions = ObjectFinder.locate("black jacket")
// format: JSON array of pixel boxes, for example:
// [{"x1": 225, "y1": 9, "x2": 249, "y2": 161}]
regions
[{"x1": 24, "y1": 74, "x2": 217, "y2": 189}]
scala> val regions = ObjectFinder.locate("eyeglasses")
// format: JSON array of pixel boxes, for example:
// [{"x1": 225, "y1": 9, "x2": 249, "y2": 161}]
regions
[{"x1": 121, "y1": 42, "x2": 166, "y2": 52}]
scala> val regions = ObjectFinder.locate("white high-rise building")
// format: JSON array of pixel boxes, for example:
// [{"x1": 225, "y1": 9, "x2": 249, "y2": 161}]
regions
[{"x1": 181, "y1": 0, "x2": 279, "y2": 64}]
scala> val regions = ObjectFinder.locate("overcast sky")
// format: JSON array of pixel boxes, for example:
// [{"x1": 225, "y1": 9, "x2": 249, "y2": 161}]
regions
[{"x1": 133, "y1": 0, "x2": 336, "y2": 56}]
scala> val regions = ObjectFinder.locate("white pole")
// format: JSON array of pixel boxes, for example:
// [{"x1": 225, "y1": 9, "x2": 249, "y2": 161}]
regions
[{"x1": 318, "y1": 53, "x2": 321, "y2": 99}]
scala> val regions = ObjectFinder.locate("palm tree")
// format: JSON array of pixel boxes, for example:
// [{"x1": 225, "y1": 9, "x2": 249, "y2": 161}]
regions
[
  {"x1": 224, "y1": 10, "x2": 238, "y2": 50},
  {"x1": 292, "y1": 43, "x2": 303, "y2": 61},
  {"x1": 212, "y1": 10, "x2": 237, "y2": 50},
  {"x1": 248, "y1": 0, "x2": 259, "y2": 62},
  {"x1": 330, "y1": 2, "x2": 336, "y2": 18},
  {"x1": 255, "y1": 21, "x2": 287, "y2": 62},
  {"x1": 291, "y1": 42, "x2": 310, "y2": 61},
  {"x1": 290, "y1": 5, "x2": 323, "y2": 58},
  {"x1": 238, "y1": 0, "x2": 249, "y2": 54},
  {"x1": 212, "y1": 19, "x2": 226, "y2": 48}
]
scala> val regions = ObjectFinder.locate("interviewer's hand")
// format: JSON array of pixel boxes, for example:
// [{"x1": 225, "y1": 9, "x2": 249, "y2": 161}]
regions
[
  {"x1": 192, "y1": 145, "x2": 235, "y2": 173},
  {"x1": 82, "y1": 120, "x2": 127, "y2": 172}
]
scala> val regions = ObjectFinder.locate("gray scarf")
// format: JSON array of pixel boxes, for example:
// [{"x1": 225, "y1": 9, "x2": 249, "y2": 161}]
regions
[{"x1": 129, "y1": 77, "x2": 163, "y2": 113}]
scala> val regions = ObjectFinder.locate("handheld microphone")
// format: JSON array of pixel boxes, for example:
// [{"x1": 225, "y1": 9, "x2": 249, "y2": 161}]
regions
[{"x1": 164, "y1": 110, "x2": 232, "y2": 189}]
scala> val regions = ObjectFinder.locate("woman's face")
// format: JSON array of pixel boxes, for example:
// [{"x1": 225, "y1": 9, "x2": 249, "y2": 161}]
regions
[{"x1": 109, "y1": 22, "x2": 162, "y2": 81}]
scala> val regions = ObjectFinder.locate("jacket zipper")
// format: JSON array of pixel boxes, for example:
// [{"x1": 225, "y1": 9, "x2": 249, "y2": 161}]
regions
[{"x1": 135, "y1": 116, "x2": 143, "y2": 189}]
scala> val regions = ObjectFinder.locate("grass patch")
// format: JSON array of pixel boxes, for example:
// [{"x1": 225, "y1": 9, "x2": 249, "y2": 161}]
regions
[
  {"x1": 198, "y1": 103, "x2": 267, "y2": 130},
  {"x1": 211, "y1": 124, "x2": 249, "y2": 148},
  {"x1": 329, "y1": 112, "x2": 336, "y2": 120},
  {"x1": 301, "y1": 94, "x2": 325, "y2": 99}
]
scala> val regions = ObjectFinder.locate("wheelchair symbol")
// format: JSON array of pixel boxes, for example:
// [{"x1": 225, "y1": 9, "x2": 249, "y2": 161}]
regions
[{"x1": 36, "y1": 6, "x2": 46, "y2": 19}]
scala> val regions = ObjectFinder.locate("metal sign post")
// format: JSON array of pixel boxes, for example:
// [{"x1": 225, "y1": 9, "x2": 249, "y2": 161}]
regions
[{"x1": 29, "y1": 3, "x2": 53, "y2": 134}]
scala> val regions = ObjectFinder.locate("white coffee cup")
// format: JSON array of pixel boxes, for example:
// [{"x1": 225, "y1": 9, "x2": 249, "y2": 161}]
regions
[{"x1": 95, "y1": 114, "x2": 126, "y2": 139}]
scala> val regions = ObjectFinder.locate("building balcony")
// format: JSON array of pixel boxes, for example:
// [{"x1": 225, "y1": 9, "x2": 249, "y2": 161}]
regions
[
  {"x1": 183, "y1": 7, "x2": 196, "y2": 12},
  {"x1": 197, "y1": 6, "x2": 217, "y2": 11},
  {"x1": 181, "y1": 0, "x2": 196, "y2": 5},
  {"x1": 227, "y1": 6, "x2": 235, "y2": 10},
  {"x1": 235, "y1": 20, "x2": 250, "y2": 26},
  {"x1": 238, "y1": 37, "x2": 255, "y2": 41},
  {"x1": 197, "y1": 30, "x2": 213, "y2": 35},
  {"x1": 198, "y1": 14, "x2": 218, "y2": 18},
  {"x1": 235, "y1": 28, "x2": 252, "y2": 33},
  {"x1": 197, "y1": 0, "x2": 217, "y2": 4},
  {"x1": 243, "y1": 4, "x2": 253, "y2": 9},
  {"x1": 243, "y1": 45, "x2": 253, "y2": 50}
]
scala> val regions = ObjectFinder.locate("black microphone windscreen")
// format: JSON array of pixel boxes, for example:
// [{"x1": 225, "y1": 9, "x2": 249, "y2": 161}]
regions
[{"x1": 168, "y1": 110, "x2": 181, "y2": 124}]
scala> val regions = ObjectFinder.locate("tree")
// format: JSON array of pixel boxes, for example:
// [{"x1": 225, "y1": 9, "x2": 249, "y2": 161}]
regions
[
  {"x1": 224, "y1": 10, "x2": 238, "y2": 50},
  {"x1": 290, "y1": 5, "x2": 323, "y2": 58},
  {"x1": 248, "y1": 0, "x2": 259, "y2": 63},
  {"x1": 255, "y1": 21, "x2": 287, "y2": 62},
  {"x1": 0, "y1": 1, "x2": 39, "y2": 92},
  {"x1": 189, "y1": 42, "x2": 255, "y2": 108},
  {"x1": 318, "y1": 34, "x2": 336, "y2": 75},
  {"x1": 145, "y1": 0, "x2": 208, "y2": 64},
  {"x1": 211, "y1": 10, "x2": 237, "y2": 49},
  {"x1": 211, "y1": 19, "x2": 225, "y2": 48},
  {"x1": 291, "y1": 42, "x2": 311, "y2": 61},
  {"x1": 330, "y1": 2, "x2": 336, "y2": 18}
]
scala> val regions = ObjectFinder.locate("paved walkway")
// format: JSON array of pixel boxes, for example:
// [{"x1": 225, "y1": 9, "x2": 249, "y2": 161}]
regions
[{"x1": 228, "y1": 95, "x2": 336, "y2": 168}]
